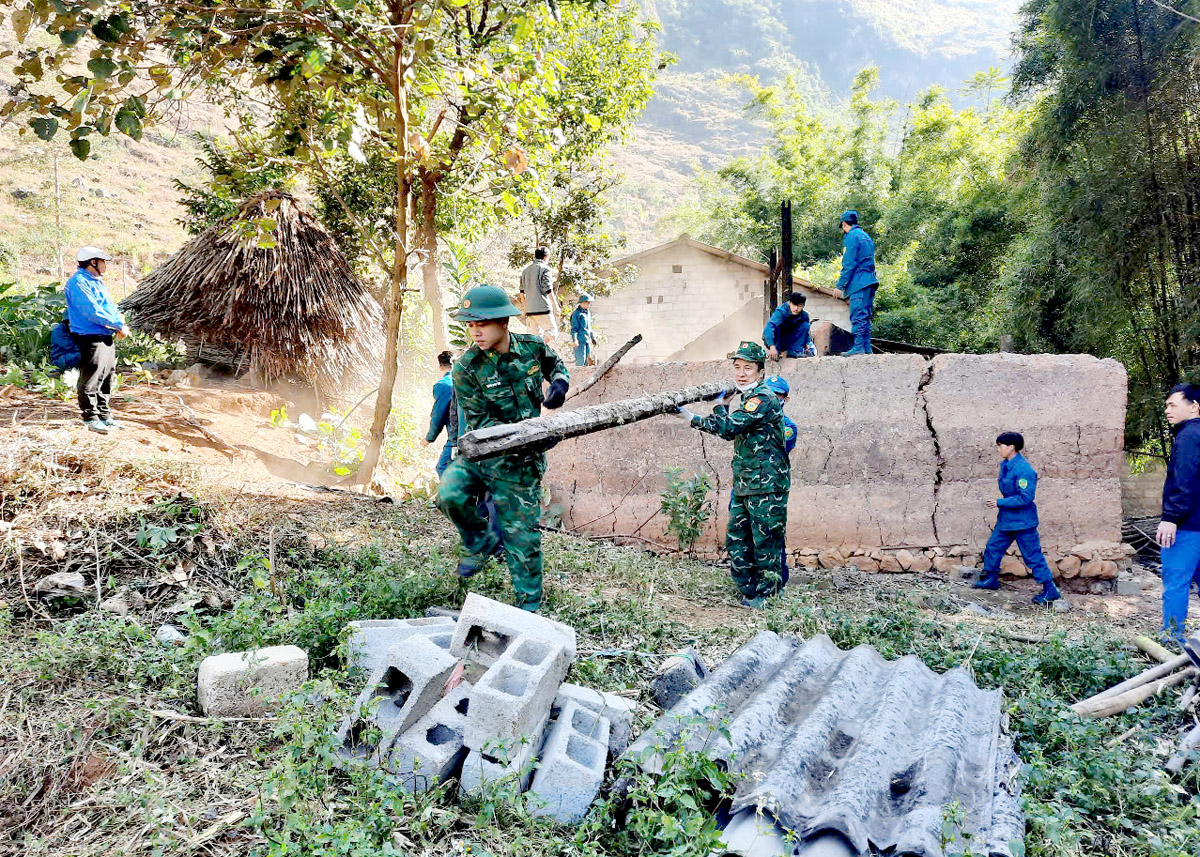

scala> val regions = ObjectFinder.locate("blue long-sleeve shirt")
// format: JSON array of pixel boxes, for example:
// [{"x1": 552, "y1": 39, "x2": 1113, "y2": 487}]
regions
[
  {"x1": 65, "y1": 268, "x2": 124, "y2": 336},
  {"x1": 763, "y1": 304, "x2": 813, "y2": 355},
  {"x1": 426, "y1": 372, "x2": 457, "y2": 445},
  {"x1": 835, "y1": 226, "x2": 879, "y2": 297},
  {"x1": 995, "y1": 453, "x2": 1040, "y2": 532},
  {"x1": 570, "y1": 306, "x2": 594, "y2": 345},
  {"x1": 1164, "y1": 418, "x2": 1200, "y2": 531}
]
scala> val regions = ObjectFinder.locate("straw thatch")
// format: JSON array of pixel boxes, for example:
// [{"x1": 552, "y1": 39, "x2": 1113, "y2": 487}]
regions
[{"x1": 121, "y1": 191, "x2": 382, "y2": 396}]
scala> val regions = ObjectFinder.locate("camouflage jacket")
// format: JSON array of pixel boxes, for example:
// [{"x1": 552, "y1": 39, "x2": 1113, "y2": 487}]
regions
[
  {"x1": 453, "y1": 333, "x2": 569, "y2": 478},
  {"x1": 690, "y1": 380, "x2": 791, "y2": 496}
]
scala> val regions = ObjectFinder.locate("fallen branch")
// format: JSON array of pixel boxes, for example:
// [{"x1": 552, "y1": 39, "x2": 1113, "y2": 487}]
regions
[
  {"x1": 1135, "y1": 635, "x2": 1175, "y2": 664},
  {"x1": 459, "y1": 381, "x2": 734, "y2": 461},
  {"x1": 1074, "y1": 653, "x2": 1192, "y2": 706},
  {"x1": 149, "y1": 708, "x2": 278, "y2": 725},
  {"x1": 1071, "y1": 668, "x2": 1197, "y2": 717},
  {"x1": 1167, "y1": 722, "x2": 1200, "y2": 773},
  {"x1": 566, "y1": 333, "x2": 642, "y2": 402}
]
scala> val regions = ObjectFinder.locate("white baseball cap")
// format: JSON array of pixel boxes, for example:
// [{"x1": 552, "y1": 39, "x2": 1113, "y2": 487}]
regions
[{"x1": 76, "y1": 246, "x2": 113, "y2": 262}]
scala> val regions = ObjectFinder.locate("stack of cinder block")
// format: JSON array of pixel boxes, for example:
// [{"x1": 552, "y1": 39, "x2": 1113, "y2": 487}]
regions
[{"x1": 333, "y1": 594, "x2": 631, "y2": 823}]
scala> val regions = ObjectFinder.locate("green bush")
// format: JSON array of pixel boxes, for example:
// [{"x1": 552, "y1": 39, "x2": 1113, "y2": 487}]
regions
[
  {"x1": 660, "y1": 467, "x2": 714, "y2": 552},
  {"x1": 0, "y1": 283, "x2": 64, "y2": 365}
]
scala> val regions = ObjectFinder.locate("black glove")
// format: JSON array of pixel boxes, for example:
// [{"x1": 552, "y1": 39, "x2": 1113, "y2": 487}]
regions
[{"x1": 543, "y1": 378, "x2": 568, "y2": 409}]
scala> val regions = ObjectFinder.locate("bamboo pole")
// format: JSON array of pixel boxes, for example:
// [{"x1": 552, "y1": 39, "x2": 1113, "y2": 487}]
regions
[
  {"x1": 457, "y1": 381, "x2": 735, "y2": 462},
  {"x1": 1071, "y1": 668, "x2": 1196, "y2": 718},
  {"x1": 1078, "y1": 653, "x2": 1192, "y2": 705},
  {"x1": 565, "y1": 333, "x2": 642, "y2": 402},
  {"x1": 1134, "y1": 635, "x2": 1176, "y2": 664}
]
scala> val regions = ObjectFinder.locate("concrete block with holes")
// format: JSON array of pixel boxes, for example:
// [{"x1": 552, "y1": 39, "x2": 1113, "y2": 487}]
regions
[
  {"x1": 462, "y1": 633, "x2": 572, "y2": 753},
  {"x1": 387, "y1": 682, "x2": 474, "y2": 792},
  {"x1": 448, "y1": 593, "x2": 576, "y2": 667},
  {"x1": 459, "y1": 711, "x2": 551, "y2": 796},
  {"x1": 553, "y1": 683, "x2": 636, "y2": 757},
  {"x1": 333, "y1": 635, "x2": 457, "y2": 768},
  {"x1": 528, "y1": 700, "x2": 611, "y2": 823},
  {"x1": 197, "y1": 645, "x2": 308, "y2": 717},
  {"x1": 346, "y1": 616, "x2": 456, "y2": 674}
]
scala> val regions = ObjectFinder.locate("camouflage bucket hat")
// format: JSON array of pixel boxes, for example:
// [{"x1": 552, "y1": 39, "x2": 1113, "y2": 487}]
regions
[
  {"x1": 453, "y1": 284, "x2": 521, "y2": 321},
  {"x1": 728, "y1": 340, "x2": 767, "y2": 365}
]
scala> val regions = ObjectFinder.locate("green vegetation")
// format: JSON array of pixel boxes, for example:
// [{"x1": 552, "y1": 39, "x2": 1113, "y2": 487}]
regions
[{"x1": 659, "y1": 466, "x2": 715, "y2": 552}]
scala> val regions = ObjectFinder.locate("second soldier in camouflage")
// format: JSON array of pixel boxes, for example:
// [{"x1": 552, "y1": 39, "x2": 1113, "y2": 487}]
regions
[{"x1": 675, "y1": 341, "x2": 791, "y2": 608}]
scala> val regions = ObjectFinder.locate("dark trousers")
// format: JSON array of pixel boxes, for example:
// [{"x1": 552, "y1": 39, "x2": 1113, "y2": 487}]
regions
[
  {"x1": 849, "y1": 286, "x2": 878, "y2": 353},
  {"x1": 982, "y1": 526, "x2": 1055, "y2": 584},
  {"x1": 72, "y1": 333, "x2": 116, "y2": 422}
]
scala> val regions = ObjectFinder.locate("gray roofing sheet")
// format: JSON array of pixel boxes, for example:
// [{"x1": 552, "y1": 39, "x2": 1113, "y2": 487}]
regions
[{"x1": 628, "y1": 631, "x2": 1023, "y2": 857}]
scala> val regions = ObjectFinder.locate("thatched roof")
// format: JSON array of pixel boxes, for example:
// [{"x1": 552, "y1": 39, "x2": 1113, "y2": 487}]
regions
[{"x1": 122, "y1": 191, "x2": 382, "y2": 395}]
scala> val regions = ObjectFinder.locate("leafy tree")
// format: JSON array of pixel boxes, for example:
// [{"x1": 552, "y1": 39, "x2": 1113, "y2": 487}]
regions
[{"x1": 173, "y1": 135, "x2": 296, "y2": 236}]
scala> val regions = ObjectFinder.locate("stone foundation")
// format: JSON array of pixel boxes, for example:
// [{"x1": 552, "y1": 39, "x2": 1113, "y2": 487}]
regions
[{"x1": 547, "y1": 353, "x2": 1129, "y2": 581}]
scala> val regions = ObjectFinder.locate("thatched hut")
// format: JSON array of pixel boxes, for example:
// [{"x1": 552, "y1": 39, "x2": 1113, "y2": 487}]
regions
[{"x1": 122, "y1": 191, "x2": 382, "y2": 396}]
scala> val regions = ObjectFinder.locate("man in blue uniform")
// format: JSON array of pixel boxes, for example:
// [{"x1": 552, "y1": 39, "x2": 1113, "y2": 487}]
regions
[
  {"x1": 570, "y1": 293, "x2": 597, "y2": 367},
  {"x1": 835, "y1": 211, "x2": 879, "y2": 356},
  {"x1": 424, "y1": 350, "x2": 458, "y2": 476},
  {"x1": 763, "y1": 292, "x2": 815, "y2": 360},
  {"x1": 765, "y1": 374, "x2": 797, "y2": 585},
  {"x1": 973, "y1": 431, "x2": 1062, "y2": 605},
  {"x1": 1158, "y1": 383, "x2": 1200, "y2": 643},
  {"x1": 65, "y1": 246, "x2": 129, "y2": 433}
]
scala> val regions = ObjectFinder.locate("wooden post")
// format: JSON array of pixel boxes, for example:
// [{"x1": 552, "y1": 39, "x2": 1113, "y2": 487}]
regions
[
  {"x1": 781, "y1": 200, "x2": 793, "y2": 298},
  {"x1": 765, "y1": 248, "x2": 779, "y2": 326},
  {"x1": 566, "y1": 333, "x2": 642, "y2": 402},
  {"x1": 458, "y1": 381, "x2": 736, "y2": 461}
]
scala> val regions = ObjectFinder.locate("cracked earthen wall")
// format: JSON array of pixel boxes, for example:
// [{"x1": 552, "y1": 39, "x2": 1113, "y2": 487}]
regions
[{"x1": 546, "y1": 353, "x2": 1126, "y2": 558}]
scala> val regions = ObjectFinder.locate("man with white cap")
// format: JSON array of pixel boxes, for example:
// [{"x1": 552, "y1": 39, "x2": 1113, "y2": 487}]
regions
[{"x1": 64, "y1": 246, "x2": 129, "y2": 433}]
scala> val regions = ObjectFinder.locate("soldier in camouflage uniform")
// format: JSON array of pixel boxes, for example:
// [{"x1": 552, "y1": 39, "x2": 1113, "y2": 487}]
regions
[
  {"x1": 675, "y1": 341, "x2": 791, "y2": 608},
  {"x1": 436, "y1": 284, "x2": 570, "y2": 612}
]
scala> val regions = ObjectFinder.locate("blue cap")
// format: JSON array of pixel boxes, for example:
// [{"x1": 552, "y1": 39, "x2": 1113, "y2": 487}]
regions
[
  {"x1": 840, "y1": 210, "x2": 858, "y2": 225},
  {"x1": 765, "y1": 375, "x2": 790, "y2": 396}
]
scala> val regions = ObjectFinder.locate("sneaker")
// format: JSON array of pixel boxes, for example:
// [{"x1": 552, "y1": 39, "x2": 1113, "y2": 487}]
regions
[
  {"x1": 102, "y1": 417, "x2": 119, "y2": 430},
  {"x1": 841, "y1": 347, "x2": 867, "y2": 357},
  {"x1": 85, "y1": 419, "x2": 110, "y2": 434},
  {"x1": 741, "y1": 596, "x2": 766, "y2": 610}
]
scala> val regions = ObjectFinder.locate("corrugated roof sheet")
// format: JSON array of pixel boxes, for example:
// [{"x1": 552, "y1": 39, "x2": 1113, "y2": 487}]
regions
[{"x1": 627, "y1": 632, "x2": 1023, "y2": 857}]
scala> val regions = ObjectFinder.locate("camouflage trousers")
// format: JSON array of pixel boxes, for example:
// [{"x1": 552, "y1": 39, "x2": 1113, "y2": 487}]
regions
[
  {"x1": 437, "y1": 456, "x2": 544, "y2": 611},
  {"x1": 727, "y1": 491, "x2": 788, "y2": 599}
]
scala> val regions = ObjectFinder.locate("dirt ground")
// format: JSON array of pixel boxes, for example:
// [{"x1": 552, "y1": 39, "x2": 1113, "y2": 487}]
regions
[{"x1": 0, "y1": 375, "x2": 1179, "y2": 642}]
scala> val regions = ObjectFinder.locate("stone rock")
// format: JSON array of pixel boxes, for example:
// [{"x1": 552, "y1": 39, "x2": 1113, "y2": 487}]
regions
[
  {"x1": 879, "y1": 555, "x2": 903, "y2": 573},
  {"x1": 11, "y1": 188, "x2": 35, "y2": 200},
  {"x1": 964, "y1": 602, "x2": 991, "y2": 616},
  {"x1": 896, "y1": 549, "x2": 914, "y2": 570},
  {"x1": 1116, "y1": 576, "x2": 1141, "y2": 597},
  {"x1": 197, "y1": 645, "x2": 308, "y2": 716},
  {"x1": 1053, "y1": 598, "x2": 1072, "y2": 613},
  {"x1": 1000, "y1": 556, "x2": 1028, "y2": 577},
  {"x1": 100, "y1": 594, "x2": 132, "y2": 615},
  {"x1": 817, "y1": 549, "x2": 845, "y2": 569},
  {"x1": 1057, "y1": 555, "x2": 1082, "y2": 578},
  {"x1": 1080, "y1": 559, "x2": 1106, "y2": 578},
  {"x1": 34, "y1": 571, "x2": 87, "y2": 598},
  {"x1": 869, "y1": 549, "x2": 883, "y2": 561},
  {"x1": 1098, "y1": 560, "x2": 1119, "y2": 579},
  {"x1": 908, "y1": 555, "x2": 933, "y2": 573},
  {"x1": 931, "y1": 557, "x2": 955, "y2": 574},
  {"x1": 651, "y1": 648, "x2": 707, "y2": 710},
  {"x1": 847, "y1": 555, "x2": 879, "y2": 573},
  {"x1": 930, "y1": 546, "x2": 945, "y2": 557},
  {"x1": 798, "y1": 553, "x2": 819, "y2": 569},
  {"x1": 156, "y1": 624, "x2": 186, "y2": 645},
  {"x1": 954, "y1": 565, "x2": 979, "y2": 579}
]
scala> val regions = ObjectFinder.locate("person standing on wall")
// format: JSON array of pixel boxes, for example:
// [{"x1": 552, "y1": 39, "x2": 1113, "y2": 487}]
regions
[
  {"x1": 65, "y1": 246, "x2": 129, "y2": 434},
  {"x1": 570, "y1": 292, "x2": 597, "y2": 367},
  {"x1": 1158, "y1": 384, "x2": 1200, "y2": 644},
  {"x1": 673, "y1": 341, "x2": 791, "y2": 609},
  {"x1": 973, "y1": 431, "x2": 1062, "y2": 605},
  {"x1": 436, "y1": 284, "x2": 570, "y2": 612},
  {"x1": 835, "y1": 211, "x2": 879, "y2": 356},
  {"x1": 521, "y1": 247, "x2": 559, "y2": 344},
  {"x1": 763, "y1": 292, "x2": 815, "y2": 360}
]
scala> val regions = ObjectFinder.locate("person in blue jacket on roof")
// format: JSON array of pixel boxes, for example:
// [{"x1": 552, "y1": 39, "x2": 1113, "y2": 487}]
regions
[
  {"x1": 65, "y1": 246, "x2": 129, "y2": 433},
  {"x1": 765, "y1": 374, "x2": 796, "y2": 585},
  {"x1": 973, "y1": 431, "x2": 1062, "y2": 605},
  {"x1": 835, "y1": 210, "x2": 879, "y2": 356},
  {"x1": 763, "y1": 292, "x2": 815, "y2": 360}
]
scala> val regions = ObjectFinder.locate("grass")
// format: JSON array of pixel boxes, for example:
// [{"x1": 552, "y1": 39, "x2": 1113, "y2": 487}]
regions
[{"x1": 3, "y1": 441, "x2": 1200, "y2": 857}]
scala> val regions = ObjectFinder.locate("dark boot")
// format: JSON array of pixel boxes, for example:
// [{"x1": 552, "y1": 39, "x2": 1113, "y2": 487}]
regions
[
  {"x1": 456, "y1": 539, "x2": 503, "y2": 578},
  {"x1": 973, "y1": 569, "x2": 1000, "y2": 590},
  {"x1": 1032, "y1": 581, "x2": 1062, "y2": 605}
]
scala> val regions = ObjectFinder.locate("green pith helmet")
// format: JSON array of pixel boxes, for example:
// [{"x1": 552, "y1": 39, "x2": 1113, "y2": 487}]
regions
[
  {"x1": 453, "y1": 284, "x2": 521, "y2": 321},
  {"x1": 728, "y1": 340, "x2": 767, "y2": 365}
]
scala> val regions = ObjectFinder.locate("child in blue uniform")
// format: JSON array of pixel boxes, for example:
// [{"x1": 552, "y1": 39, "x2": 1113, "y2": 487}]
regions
[
  {"x1": 570, "y1": 293, "x2": 597, "y2": 367},
  {"x1": 765, "y1": 375, "x2": 797, "y2": 584},
  {"x1": 973, "y1": 431, "x2": 1062, "y2": 604}
]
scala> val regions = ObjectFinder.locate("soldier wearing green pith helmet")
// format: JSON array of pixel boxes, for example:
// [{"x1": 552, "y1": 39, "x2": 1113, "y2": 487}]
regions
[
  {"x1": 673, "y1": 341, "x2": 791, "y2": 608},
  {"x1": 436, "y1": 284, "x2": 570, "y2": 612}
]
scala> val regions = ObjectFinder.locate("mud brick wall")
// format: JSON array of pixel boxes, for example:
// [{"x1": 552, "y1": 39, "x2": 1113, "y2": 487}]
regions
[{"x1": 546, "y1": 354, "x2": 1127, "y2": 570}]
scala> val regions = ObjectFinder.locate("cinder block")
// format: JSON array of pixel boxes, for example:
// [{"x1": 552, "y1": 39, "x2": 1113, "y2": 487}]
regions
[
  {"x1": 459, "y1": 711, "x2": 550, "y2": 796},
  {"x1": 650, "y1": 648, "x2": 708, "y2": 711},
  {"x1": 197, "y1": 645, "x2": 308, "y2": 717},
  {"x1": 463, "y1": 634, "x2": 570, "y2": 752},
  {"x1": 346, "y1": 616, "x2": 456, "y2": 673},
  {"x1": 388, "y1": 682, "x2": 473, "y2": 792},
  {"x1": 1116, "y1": 575, "x2": 1141, "y2": 596},
  {"x1": 553, "y1": 683, "x2": 636, "y2": 757},
  {"x1": 334, "y1": 635, "x2": 457, "y2": 767},
  {"x1": 528, "y1": 701, "x2": 610, "y2": 823},
  {"x1": 449, "y1": 593, "x2": 576, "y2": 666}
]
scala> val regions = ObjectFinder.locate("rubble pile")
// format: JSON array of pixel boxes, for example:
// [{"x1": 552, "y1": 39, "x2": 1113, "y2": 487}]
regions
[{"x1": 333, "y1": 594, "x2": 634, "y2": 823}]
